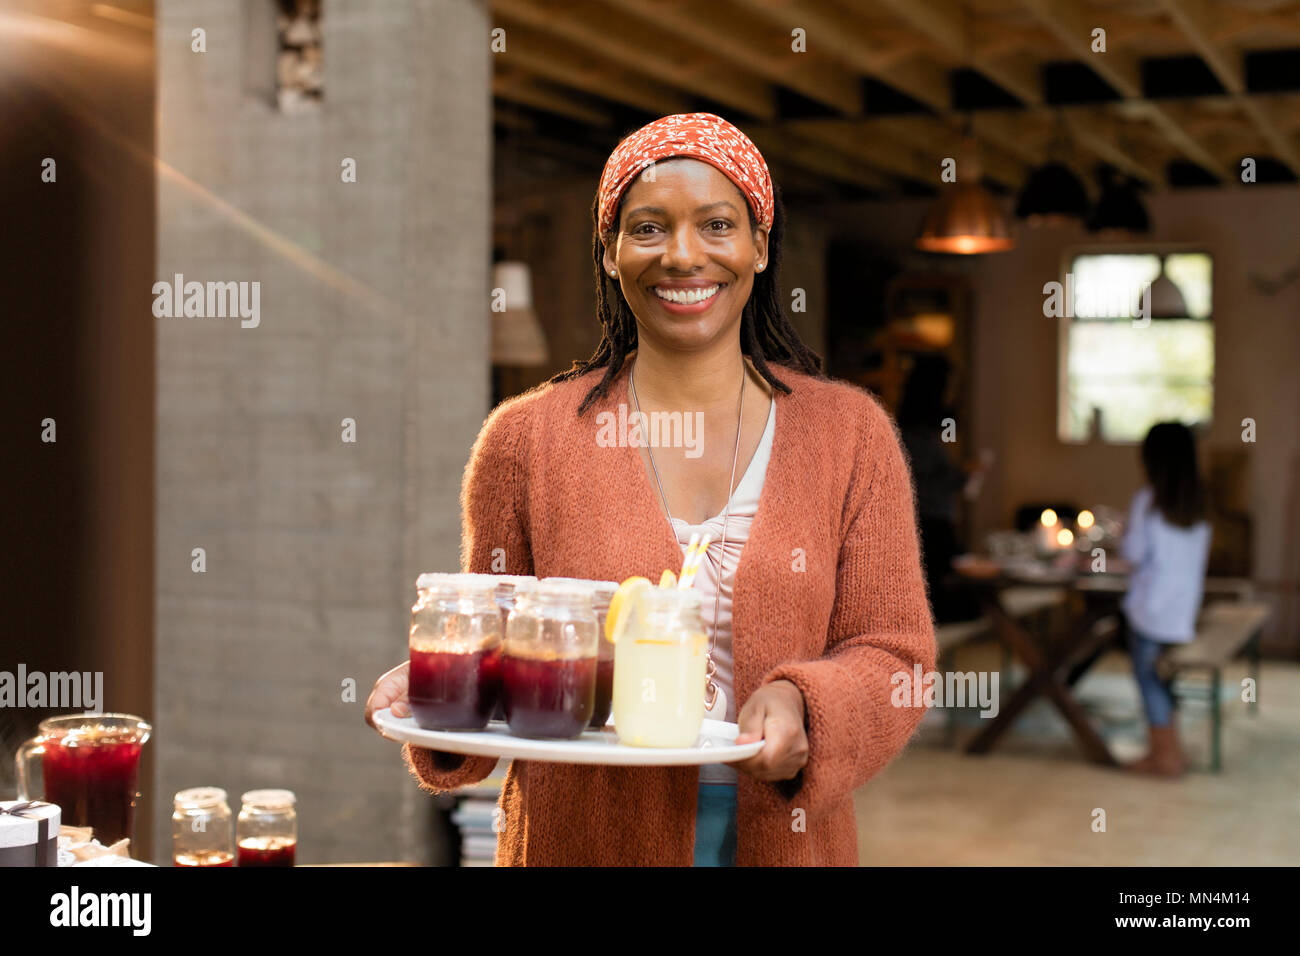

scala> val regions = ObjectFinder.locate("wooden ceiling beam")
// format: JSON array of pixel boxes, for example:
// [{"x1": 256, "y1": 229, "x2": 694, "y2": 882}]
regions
[
  {"x1": 869, "y1": 0, "x2": 1162, "y2": 190},
  {"x1": 493, "y1": 70, "x2": 613, "y2": 127},
  {"x1": 748, "y1": 128, "x2": 895, "y2": 193},
  {"x1": 1016, "y1": 0, "x2": 1141, "y2": 96},
  {"x1": 727, "y1": 0, "x2": 951, "y2": 112},
  {"x1": 1155, "y1": 0, "x2": 1300, "y2": 175},
  {"x1": 730, "y1": 1, "x2": 1041, "y2": 189},
  {"x1": 864, "y1": 115, "x2": 1029, "y2": 189},
  {"x1": 1210, "y1": 9, "x2": 1300, "y2": 44},
  {"x1": 495, "y1": 19, "x2": 692, "y2": 116},
  {"x1": 598, "y1": 0, "x2": 864, "y2": 114},
  {"x1": 769, "y1": 118, "x2": 938, "y2": 185},
  {"x1": 874, "y1": 0, "x2": 1043, "y2": 106},
  {"x1": 494, "y1": 0, "x2": 777, "y2": 121},
  {"x1": 1016, "y1": 0, "x2": 1234, "y2": 186},
  {"x1": 495, "y1": 128, "x2": 615, "y2": 178},
  {"x1": 1057, "y1": 107, "x2": 1165, "y2": 185}
]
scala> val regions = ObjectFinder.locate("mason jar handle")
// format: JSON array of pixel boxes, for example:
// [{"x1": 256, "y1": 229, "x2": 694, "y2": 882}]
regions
[{"x1": 15, "y1": 735, "x2": 47, "y2": 802}]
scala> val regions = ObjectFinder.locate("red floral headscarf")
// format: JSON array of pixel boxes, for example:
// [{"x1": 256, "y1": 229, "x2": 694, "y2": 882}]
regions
[{"x1": 596, "y1": 112, "x2": 774, "y2": 237}]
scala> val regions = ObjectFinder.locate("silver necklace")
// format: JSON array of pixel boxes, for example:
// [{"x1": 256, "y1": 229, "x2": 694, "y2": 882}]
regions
[{"x1": 630, "y1": 358, "x2": 745, "y2": 712}]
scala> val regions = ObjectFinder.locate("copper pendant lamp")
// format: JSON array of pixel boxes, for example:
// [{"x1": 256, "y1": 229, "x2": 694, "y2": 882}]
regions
[{"x1": 915, "y1": 136, "x2": 1015, "y2": 255}]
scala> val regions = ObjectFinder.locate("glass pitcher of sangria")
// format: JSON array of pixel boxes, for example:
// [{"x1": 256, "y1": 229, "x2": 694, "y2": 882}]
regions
[
  {"x1": 16, "y1": 713, "x2": 152, "y2": 848},
  {"x1": 612, "y1": 588, "x2": 708, "y2": 748},
  {"x1": 502, "y1": 578, "x2": 598, "y2": 738}
]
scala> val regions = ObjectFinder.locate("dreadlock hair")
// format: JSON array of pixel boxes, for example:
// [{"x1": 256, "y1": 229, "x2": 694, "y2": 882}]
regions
[{"x1": 550, "y1": 172, "x2": 825, "y2": 414}]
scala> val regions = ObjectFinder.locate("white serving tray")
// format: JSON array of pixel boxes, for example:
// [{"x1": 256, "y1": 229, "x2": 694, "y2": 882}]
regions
[{"x1": 371, "y1": 709, "x2": 763, "y2": 766}]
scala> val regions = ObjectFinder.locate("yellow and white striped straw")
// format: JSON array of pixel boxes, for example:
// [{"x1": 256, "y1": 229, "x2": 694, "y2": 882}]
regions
[
  {"x1": 679, "y1": 533, "x2": 712, "y2": 589},
  {"x1": 675, "y1": 533, "x2": 700, "y2": 587}
]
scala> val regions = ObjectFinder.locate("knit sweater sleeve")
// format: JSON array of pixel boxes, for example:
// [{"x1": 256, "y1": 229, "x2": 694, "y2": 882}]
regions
[
  {"x1": 403, "y1": 396, "x2": 535, "y2": 794},
  {"x1": 760, "y1": 394, "x2": 936, "y2": 813}
]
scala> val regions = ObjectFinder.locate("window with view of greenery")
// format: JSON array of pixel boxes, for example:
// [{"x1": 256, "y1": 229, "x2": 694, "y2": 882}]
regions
[{"x1": 1059, "y1": 251, "x2": 1214, "y2": 443}]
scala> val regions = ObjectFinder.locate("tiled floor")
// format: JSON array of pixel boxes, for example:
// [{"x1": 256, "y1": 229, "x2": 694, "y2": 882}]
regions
[{"x1": 854, "y1": 642, "x2": 1300, "y2": 865}]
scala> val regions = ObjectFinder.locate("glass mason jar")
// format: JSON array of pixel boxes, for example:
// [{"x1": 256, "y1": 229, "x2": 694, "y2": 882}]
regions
[
  {"x1": 612, "y1": 588, "x2": 708, "y2": 748},
  {"x1": 530, "y1": 578, "x2": 615, "y2": 729},
  {"x1": 489, "y1": 576, "x2": 538, "y2": 721},
  {"x1": 502, "y1": 579, "x2": 598, "y2": 739},
  {"x1": 408, "y1": 573, "x2": 503, "y2": 731},
  {"x1": 172, "y1": 787, "x2": 233, "y2": 867},
  {"x1": 492, "y1": 575, "x2": 539, "y2": 621},
  {"x1": 590, "y1": 581, "x2": 618, "y2": 729},
  {"x1": 236, "y1": 790, "x2": 297, "y2": 867}
]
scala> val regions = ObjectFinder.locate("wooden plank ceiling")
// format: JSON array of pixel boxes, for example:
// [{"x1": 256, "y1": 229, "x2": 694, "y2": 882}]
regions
[{"x1": 490, "y1": 0, "x2": 1300, "y2": 199}]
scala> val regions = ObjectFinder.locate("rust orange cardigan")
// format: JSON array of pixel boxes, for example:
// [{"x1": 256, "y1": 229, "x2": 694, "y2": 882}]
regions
[{"x1": 401, "y1": 360, "x2": 936, "y2": 865}]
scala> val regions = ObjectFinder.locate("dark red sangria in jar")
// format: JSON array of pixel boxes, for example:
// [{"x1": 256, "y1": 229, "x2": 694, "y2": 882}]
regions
[
  {"x1": 501, "y1": 579, "x2": 598, "y2": 739},
  {"x1": 489, "y1": 576, "x2": 537, "y2": 722},
  {"x1": 408, "y1": 573, "x2": 503, "y2": 731},
  {"x1": 590, "y1": 581, "x2": 618, "y2": 729}
]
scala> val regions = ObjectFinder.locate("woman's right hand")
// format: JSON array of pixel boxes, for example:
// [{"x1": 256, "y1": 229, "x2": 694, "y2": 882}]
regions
[{"x1": 365, "y1": 661, "x2": 411, "y2": 730}]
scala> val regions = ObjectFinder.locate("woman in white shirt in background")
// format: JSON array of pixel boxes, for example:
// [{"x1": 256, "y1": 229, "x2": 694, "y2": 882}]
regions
[{"x1": 1120, "y1": 422, "x2": 1212, "y2": 777}]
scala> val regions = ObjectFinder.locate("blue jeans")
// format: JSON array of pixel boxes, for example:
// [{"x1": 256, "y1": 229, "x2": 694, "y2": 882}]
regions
[
  {"x1": 1129, "y1": 625, "x2": 1176, "y2": 728},
  {"x1": 693, "y1": 783, "x2": 737, "y2": 867}
]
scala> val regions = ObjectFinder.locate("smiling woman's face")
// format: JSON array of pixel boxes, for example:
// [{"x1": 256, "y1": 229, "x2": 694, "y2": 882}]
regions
[{"x1": 603, "y1": 157, "x2": 768, "y2": 355}]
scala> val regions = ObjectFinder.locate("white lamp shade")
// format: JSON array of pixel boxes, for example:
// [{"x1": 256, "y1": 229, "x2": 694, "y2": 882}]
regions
[
  {"x1": 493, "y1": 261, "x2": 534, "y2": 311},
  {"x1": 490, "y1": 261, "x2": 548, "y2": 366}
]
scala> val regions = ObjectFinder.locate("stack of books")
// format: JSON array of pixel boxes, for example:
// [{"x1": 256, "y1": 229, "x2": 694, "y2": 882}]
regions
[{"x1": 451, "y1": 760, "x2": 510, "y2": 866}]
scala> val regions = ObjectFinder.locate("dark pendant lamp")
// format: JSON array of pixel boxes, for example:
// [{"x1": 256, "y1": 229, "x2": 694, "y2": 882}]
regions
[
  {"x1": 1015, "y1": 162, "x2": 1091, "y2": 225},
  {"x1": 1086, "y1": 164, "x2": 1150, "y2": 236},
  {"x1": 1016, "y1": 113, "x2": 1090, "y2": 226},
  {"x1": 915, "y1": 136, "x2": 1015, "y2": 255}
]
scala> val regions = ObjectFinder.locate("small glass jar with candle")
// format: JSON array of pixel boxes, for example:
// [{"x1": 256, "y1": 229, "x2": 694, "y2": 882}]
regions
[
  {"x1": 236, "y1": 789, "x2": 297, "y2": 867},
  {"x1": 172, "y1": 787, "x2": 233, "y2": 867}
]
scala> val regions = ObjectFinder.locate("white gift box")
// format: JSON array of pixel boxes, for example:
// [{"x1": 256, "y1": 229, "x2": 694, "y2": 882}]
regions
[{"x1": 0, "y1": 800, "x2": 61, "y2": 867}]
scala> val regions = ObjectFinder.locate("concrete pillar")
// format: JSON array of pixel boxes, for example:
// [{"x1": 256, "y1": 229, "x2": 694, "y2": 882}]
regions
[{"x1": 154, "y1": 0, "x2": 490, "y2": 863}]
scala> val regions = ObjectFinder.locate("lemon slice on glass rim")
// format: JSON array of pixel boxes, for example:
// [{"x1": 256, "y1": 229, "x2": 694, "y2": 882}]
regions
[{"x1": 605, "y1": 576, "x2": 652, "y2": 644}]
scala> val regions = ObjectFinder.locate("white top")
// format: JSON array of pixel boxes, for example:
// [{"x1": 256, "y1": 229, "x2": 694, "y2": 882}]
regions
[
  {"x1": 670, "y1": 396, "x2": 776, "y2": 785},
  {"x1": 1120, "y1": 485, "x2": 1212, "y2": 643}
]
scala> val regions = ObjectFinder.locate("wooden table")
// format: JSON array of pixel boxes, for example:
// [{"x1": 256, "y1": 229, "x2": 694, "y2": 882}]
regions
[
  {"x1": 954, "y1": 564, "x2": 1257, "y2": 765},
  {"x1": 958, "y1": 567, "x2": 1126, "y2": 766}
]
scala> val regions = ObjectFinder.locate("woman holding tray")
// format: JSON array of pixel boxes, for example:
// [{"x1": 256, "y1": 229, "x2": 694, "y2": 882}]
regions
[{"x1": 366, "y1": 112, "x2": 936, "y2": 866}]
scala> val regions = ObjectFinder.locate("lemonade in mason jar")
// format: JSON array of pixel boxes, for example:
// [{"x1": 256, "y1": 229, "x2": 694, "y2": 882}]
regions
[{"x1": 611, "y1": 586, "x2": 708, "y2": 748}]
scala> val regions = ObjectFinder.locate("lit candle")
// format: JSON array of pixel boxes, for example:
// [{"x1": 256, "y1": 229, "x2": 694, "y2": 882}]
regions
[{"x1": 1038, "y1": 508, "x2": 1059, "y2": 552}]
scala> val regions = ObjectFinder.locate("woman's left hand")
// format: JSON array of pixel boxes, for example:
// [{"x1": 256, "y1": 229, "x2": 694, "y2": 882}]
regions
[{"x1": 729, "y1": 679, "x2": 808, "y2": 782}]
